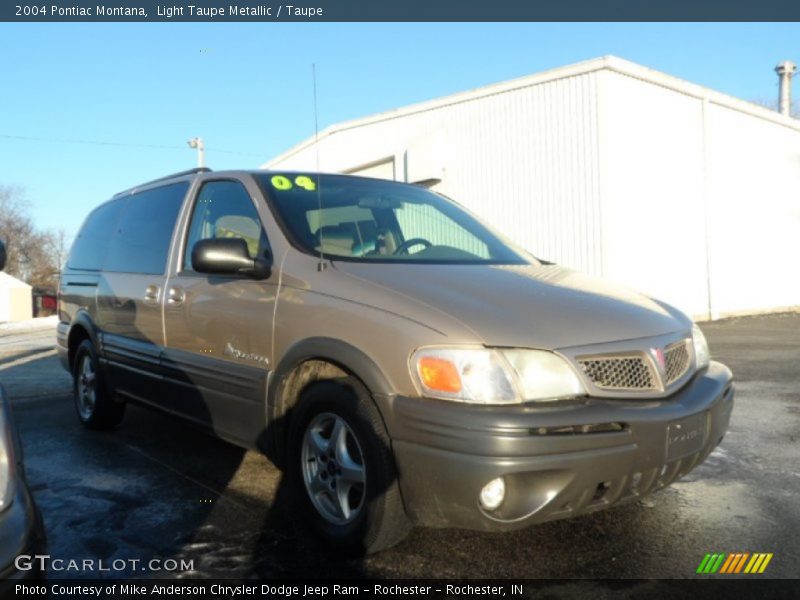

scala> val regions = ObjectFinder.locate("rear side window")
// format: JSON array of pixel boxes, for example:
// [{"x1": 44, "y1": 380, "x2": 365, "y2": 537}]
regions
[
  {"x1": 68, "y1": 198, "x2": 126, "y2": 271},
  {"x1": 104, "y1": 182, "x2": 188, "y2": 275}
]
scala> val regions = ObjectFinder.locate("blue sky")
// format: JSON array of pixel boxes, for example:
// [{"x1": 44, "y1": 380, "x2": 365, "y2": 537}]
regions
[{"x1": 1, "y1": 22, "x2": 798, "y2": 237}]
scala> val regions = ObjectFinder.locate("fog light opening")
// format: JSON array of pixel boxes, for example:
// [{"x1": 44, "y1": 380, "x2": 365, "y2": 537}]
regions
[
  {"x1": 479, "y1": 477, "x2": 506, "y2": 511},
  {"x1": 592, "y1": 481, "x2": 611, "y2": 502}
]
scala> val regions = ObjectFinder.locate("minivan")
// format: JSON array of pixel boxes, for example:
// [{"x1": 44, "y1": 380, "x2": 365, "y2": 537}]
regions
[{"x1": 57, "y1": 169, "x2": 734, "y2": 553}]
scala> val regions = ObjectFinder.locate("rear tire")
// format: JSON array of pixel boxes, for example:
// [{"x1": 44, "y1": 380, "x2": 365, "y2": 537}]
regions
[
  {"x1": 72, "y1": 339, "x2": 125, "y2": 430},
  {"x1": 287, "y1": 378, "x2": 410, "y2": 555}
]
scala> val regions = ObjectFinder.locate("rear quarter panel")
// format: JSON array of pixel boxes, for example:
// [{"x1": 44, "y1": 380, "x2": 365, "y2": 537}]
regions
[{"x1": 58, "y1": 271, "x2": 101, "y2": 332}]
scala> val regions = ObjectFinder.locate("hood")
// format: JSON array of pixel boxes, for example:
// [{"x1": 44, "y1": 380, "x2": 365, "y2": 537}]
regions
[{"x1": 332, "y1": 262, "x2": 691, "y2": 350}]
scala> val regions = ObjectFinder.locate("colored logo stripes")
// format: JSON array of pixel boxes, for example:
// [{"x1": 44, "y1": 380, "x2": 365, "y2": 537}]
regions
[{"x1": 696, "y1": 552, "x2": 773, "y2": 574}]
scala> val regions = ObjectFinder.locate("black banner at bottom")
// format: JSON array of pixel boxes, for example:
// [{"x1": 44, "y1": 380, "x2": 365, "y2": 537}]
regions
[{"x1": 4, "y1": 579, "x2": 800, "y2": 600}]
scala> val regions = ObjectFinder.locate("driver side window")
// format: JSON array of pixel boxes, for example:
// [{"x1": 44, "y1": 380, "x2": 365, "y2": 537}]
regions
[{"x1": 183, "y1": 180, "x2": 270, "y2": 272}]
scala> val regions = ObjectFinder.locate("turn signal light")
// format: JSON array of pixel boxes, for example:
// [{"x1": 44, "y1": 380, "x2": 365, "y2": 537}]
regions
[{"x1": 417, "y1": 357, "x2": 462, "y2": 393}]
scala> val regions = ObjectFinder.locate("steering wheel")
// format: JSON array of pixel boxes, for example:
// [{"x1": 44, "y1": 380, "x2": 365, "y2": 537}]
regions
[{"x1": 393, "y1": 238, "x2": 433, "y2": 255}]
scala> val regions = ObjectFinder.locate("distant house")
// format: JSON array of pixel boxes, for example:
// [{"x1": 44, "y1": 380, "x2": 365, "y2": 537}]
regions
[
  {"x1": 264, "y1": 56, "x2": 800, "y2": 320},
  {"x1": 0, "y1": 272, "x2": 33, "y2": 323}
]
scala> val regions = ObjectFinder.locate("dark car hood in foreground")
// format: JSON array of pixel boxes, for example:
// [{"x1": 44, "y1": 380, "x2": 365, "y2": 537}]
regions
[
  {"x1": 0, "y1": 384, "x2": 47, "y2": 581},
  {"x1": 333, "y1": 262, "x2": 691, "y2": 349}
]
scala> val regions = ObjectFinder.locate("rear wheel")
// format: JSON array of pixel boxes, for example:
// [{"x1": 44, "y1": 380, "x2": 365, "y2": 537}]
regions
[
  {"x1": 287, "y1": 378, "x2": 410, "y2": 554},
  {"x1": 73, "y1": 339, "x2": 125, "y2": 430}
]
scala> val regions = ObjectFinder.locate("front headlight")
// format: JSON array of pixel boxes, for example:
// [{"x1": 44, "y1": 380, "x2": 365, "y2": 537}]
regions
[
  {"x1": 411, "y1": 346, "x2": 585, "y2": 405},
  {"x1": 0, "y1": 405, "x2": 16, "y2": 512},
  {"x1": 501, "y1": 349, "x2": 586, "y2": 400},
  {"x1": 692, "y1": 324, "x2": 710, "y2": 370}
]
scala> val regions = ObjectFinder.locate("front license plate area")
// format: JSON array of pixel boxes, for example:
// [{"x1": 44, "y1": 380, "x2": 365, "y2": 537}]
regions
[{"x1": 666, "y1": 412, "x2": 708, "y2": 461}]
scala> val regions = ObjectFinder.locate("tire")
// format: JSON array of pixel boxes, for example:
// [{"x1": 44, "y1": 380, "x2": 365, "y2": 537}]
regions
[
  {"x1": 72, "y1": 339, "x2": 125, "y2": 430},
  {"x1": 287, "y1": 378, "x2": 410, "y2": 555}
]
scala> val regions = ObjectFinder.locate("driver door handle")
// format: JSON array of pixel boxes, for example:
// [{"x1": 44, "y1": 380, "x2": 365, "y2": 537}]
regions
[{"x1": 167, "y1": 287, "x2": 186, "y2": 306}]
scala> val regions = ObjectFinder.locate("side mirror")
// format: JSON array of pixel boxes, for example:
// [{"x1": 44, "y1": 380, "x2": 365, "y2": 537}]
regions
[
  {"x1": 191, "y1": 238, "x2": 272, "y2": 280},
  {"x1": 0, "y1": 240, "x2": 6, "y2": 272}
]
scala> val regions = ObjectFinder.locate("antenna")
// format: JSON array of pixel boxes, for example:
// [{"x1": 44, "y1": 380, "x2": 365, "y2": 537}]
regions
[{"x1": 313, "y1": 63, "x2": 326, "y2": 272}]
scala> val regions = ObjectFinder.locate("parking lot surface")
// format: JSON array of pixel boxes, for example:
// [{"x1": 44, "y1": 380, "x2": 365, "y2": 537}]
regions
[{"x1": 2, "y1": 313, "x2": 798, "y2": 591}]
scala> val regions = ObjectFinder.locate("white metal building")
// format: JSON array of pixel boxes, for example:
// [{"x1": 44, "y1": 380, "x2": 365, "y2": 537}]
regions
[
  {"x1": 263, "y1": 56, "x2": 800, "y2": 321},
  {"x1": 0, "y1": 272, "x2": 33, "y2": 323}
]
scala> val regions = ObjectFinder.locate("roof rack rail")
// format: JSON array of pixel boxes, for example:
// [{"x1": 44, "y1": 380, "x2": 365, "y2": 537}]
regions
[
  {"x1": 141, "y1": 167, "x2": 212, "y2": 186},
  {"x1": 114, "y1": 167, "x2": 212, "y2": 197}
]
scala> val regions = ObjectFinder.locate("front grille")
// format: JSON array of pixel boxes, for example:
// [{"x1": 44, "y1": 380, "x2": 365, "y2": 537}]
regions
[
  {"x1": 664, "y1": 341, "x2": 691, "y2": 385},
  {"x1": 577, "y1": 337, "x2": 693, "y2": 394},
  {"x1": 578, "y1": 357, "x2": 656, "y2": 391}
]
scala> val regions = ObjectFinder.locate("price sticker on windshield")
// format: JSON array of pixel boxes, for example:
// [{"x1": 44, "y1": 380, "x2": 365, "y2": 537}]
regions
[
  {"x1": 295, "y1": 175, "x2": 316, "y2": 191},
  {"x1": 270, "y1": 174, "x2": 317, "y2": 191},
  {"x1": 270, "y1": 175, "x2": 293, "y2": 190}
]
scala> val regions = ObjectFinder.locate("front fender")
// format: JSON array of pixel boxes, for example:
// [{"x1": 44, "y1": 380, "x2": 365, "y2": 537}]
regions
[{"x1": 264, "y1": 337, "x2": 396, "y2": 465}]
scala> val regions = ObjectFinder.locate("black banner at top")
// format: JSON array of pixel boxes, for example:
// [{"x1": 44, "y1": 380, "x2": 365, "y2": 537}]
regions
[{"x1": 3, "y1": 0, "x2": 800, "y2": 22}]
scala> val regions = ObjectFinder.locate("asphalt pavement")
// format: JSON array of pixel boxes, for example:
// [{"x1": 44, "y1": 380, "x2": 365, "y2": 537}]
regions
[{"x1": 1, "y1": 313, "x2": 798, "y2": 593}]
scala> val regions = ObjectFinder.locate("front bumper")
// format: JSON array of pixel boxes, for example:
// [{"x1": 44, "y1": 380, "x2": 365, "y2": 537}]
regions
[
  {"x1": 385, "y1": 361, "x2": 734, "y2": 530},
  {"x1": 56, "y1": 320, "x2": 70, "y2": 372}
]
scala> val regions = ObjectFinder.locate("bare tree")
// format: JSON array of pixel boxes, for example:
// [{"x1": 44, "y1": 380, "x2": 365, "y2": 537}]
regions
[
  {"x1": 44, "y1": 228, "x2": 71, "y2": 274},
  {"x1": 750, "y1": 96, "x2": 800, "y2": 118},
  {"x1": 0, "y1": 185, "x2": 36, "y2": 277},
  {"x1": 0, "y1": 185, "x2": 63, "y2": 292}
]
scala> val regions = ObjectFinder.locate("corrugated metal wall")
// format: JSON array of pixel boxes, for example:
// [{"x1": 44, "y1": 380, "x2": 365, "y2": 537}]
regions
[
  {"x1": 599, "y1": 71, "x2": 711, "y2": 318},
  {"x1": 270, "y1": 72, "x2": 605, "y2": 277},
  {"x1": 600, "y1": 70, "x2": 800, "y2": 319},
  {"x1": 268, "y1": 64, "x2": 800, "y2": 320},
  {"x1": 705, "y1": 102, "x2": 800, "y2": 317}
]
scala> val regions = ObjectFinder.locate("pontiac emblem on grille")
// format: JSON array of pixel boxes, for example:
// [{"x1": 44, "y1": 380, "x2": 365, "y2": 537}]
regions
[{"x1": 651, "y1": 347, "x2": 667, "y2": 372}]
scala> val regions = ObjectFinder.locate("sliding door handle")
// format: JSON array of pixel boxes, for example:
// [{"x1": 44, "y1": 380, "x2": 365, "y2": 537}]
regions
[
  {"x1": 143, "y1": 285, "x2": 160, "y2": 305},
  {"x1": 167, "y1": 287, "x2": 186, "y2": 306}
]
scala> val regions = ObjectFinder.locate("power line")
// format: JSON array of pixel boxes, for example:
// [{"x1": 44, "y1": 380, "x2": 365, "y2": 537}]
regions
[{"x1": 0, "y1": 133, "x2": 263, "y2": 157}]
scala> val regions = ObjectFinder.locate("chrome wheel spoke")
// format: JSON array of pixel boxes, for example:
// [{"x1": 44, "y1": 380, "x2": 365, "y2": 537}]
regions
[
  {"x1": 335, "y1": 482, "x2": 352, "y2": 520},
  {"x1": 321, "y1": 491, "x2": 340, "y2": 518},
  {"x1": 309, "y1": 475, "x2": 327, "y2": 497},
  {"x1": 307, "y1": 428, "x2": 330, "y2": 456},
  {"x1": 331, "y1": 419, "x2": 346, "y2": 458},
  {"x1": 76, "y1": 356, "x2": 97, "y2": 418},
  {"x1": 335, "y1": 418, "x2": 365, "y2": 484},
  {"x1": 339, "y1": 456, "x2": 365, "y2": 485}
]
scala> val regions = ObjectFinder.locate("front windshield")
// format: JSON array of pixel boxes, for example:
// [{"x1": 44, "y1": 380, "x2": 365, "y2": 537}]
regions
[{"x1": 257, "y1": 173, "x2": 530, "y2": 265}]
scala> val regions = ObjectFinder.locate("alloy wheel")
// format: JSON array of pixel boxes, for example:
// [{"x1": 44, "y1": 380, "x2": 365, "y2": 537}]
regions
[
  {"x1": 76, "y1": 355, "x2": 97, "y2": 420},
  {"x1": 301, "y1": 412, "x2": 367, "y2": 525}
]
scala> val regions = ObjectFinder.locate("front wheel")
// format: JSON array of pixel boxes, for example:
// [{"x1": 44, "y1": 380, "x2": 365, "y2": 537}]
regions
[
  {"x1": 287, "y1": 378, "x2": 410, "y2": 554},
  {"x1": 72, "y1": 339, "x2": 125, "y2": 430}
]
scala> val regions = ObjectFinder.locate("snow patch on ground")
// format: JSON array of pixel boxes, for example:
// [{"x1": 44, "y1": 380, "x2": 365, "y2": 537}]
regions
[{"x1": 0, "y1": 315, "x2": 58, "y2": 333}]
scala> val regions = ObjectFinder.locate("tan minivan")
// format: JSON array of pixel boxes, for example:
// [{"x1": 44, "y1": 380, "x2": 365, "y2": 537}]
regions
[{"x1": 58, "y1": 168, "x2": 734, "y2": 553}]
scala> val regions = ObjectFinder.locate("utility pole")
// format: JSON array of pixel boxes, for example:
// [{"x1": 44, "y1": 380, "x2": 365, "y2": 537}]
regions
[
  {"x1": 187, "y1": 137, "x2": 205, "y2": 167},
  {"x1": 775, "y1": 61, "x2": 796, "y2": 117}
]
